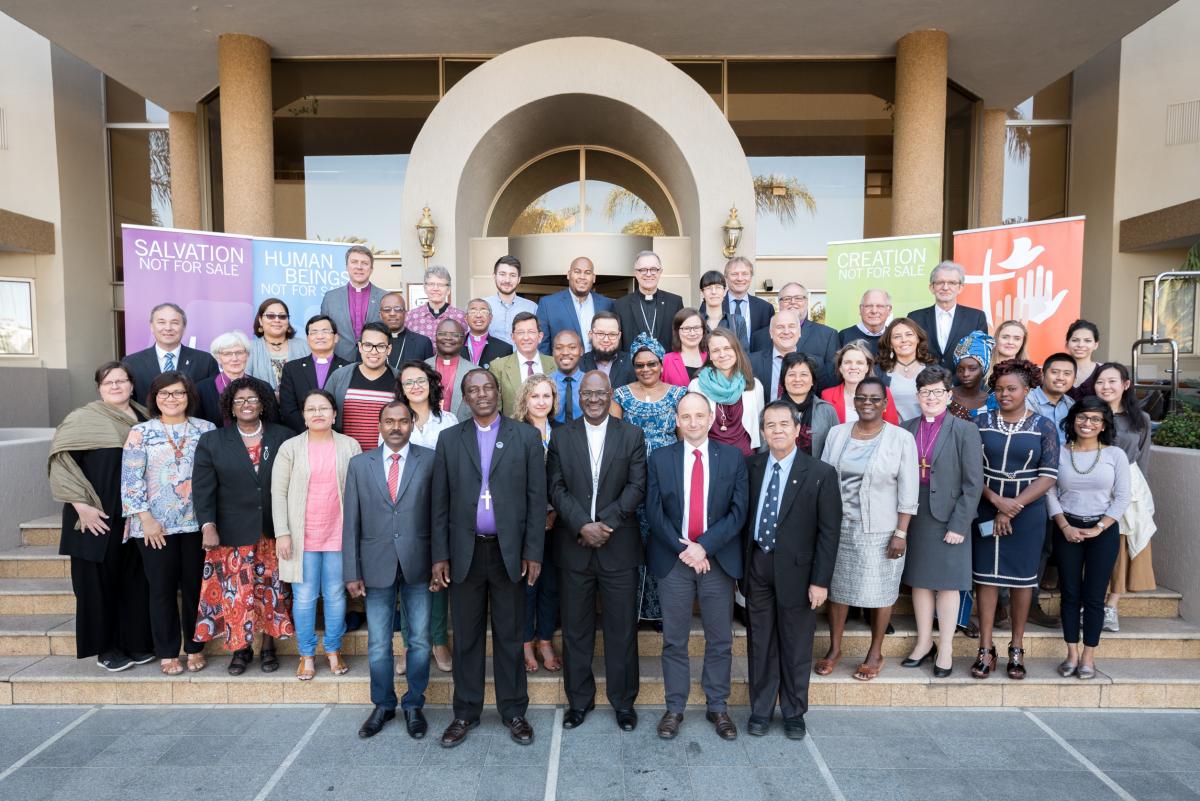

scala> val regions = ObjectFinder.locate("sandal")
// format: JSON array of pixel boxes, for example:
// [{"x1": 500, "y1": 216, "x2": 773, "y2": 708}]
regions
[
  {"x1": 160, "y1": 658, "x2": 184, "y2": 676},
  {"x1": 186, "y1": 653, "x2": 207, "y2": 673},
  {"x1": 296, "y1": 656, "x2": 316, "y2": 681},
  {"x1": 227, "y1": 647, "x2": 253, "y2": 676},
  {"x1": 970, "y1": 646, "x2": 997, "y2": 679},
  {"x1": 852, "y1": 660, "x2": 883, "y2": 682},
  {"x1": 326, "y1": 651, "x2": 349, "y2": 676},
  {"x1": 260, "y1": 647, "x2": 279, "y2": 673},
  {"x1": 538, "y1": 640, "x2": 562, "y2": 672},
  {"x1": 1006, "y1": 645, "x2": 1026, "y2": 680},
  {"x1": 814, "y1": 655, "x2": 840, "y2": 676},
  {"x1": 523, "y1": 642, "x2": 539, "y2": 673}
]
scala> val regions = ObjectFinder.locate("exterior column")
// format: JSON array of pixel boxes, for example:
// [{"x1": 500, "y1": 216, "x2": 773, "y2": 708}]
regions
[
  {"x1": 167, "y1": 112, "x2": 201, "y2": 230},
  {"x1": 978, "y1": 109, "x2": 1008, "y2": 227},
  {"x1": 217, "y1": 33, "x2": 274, "y2": 236},
  {"x1": 892, "y1": 30, "x2": 949, "y2": 236}
]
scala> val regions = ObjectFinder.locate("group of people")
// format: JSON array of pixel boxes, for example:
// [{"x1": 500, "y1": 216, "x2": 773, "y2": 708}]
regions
[{"x1": 47, "y1": 247, "x2": 1154, "y2": 746}]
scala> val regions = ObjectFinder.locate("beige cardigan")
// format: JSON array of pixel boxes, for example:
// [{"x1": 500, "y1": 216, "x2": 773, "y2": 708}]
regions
[{"x1": 271, "y1": 430, "x2": 362, "y2": 583}]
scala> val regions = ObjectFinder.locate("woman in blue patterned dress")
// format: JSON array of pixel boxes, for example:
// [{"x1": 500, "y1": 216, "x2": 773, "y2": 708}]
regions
[
  {"x1": 971, "y1": 359, "x2": 1059, "y2": 681},
  {"x1": 611, "y1": 333, "x2": 686, "y2": 626}
]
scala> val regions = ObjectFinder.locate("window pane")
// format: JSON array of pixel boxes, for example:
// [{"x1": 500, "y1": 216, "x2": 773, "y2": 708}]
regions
[
  {"x1": 110, "y1": 129, "x2": 172, "y2": 281},
  {"x1": 205, "y1": 96, "x2": 224, "y2": 232},
  {"x1": 584, "y1": 180, "x2": 661, "y2": 235},
  {"x1": 749, "y1": 156, "x2": 865, "y2": 255},
  {"x1": 276, "y1": 154, "x2": 408, "y2": 253},
  {"x1": 105, "y1": 76, "x2": 169, "y2": 124},
  {"x1": 510, "y1": 183, "x2": 582, "y2": 235},
  {"x1": 1003, "y1": 125, "x2": 1068, "y2": 224},
  {"x1": 944, "y1": 84, "x2": 977, "y2": 246}
]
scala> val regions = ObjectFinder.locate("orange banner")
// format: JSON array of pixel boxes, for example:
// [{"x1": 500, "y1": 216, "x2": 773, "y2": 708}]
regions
[{"x1": 953, "y1": 217, "x2": 1086, "y2": 365}]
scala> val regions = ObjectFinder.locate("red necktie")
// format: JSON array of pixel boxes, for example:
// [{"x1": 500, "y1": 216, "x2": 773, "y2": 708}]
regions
[
  {"x1": 688, "y1": 448, "x2": 704, "y2": 541},
  {"x1": 388, "y1": 453, "x2": 401, "y2": 502}
]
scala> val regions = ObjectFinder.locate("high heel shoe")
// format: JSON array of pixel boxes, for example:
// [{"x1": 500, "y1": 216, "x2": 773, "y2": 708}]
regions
[
  {"x1": 1006, "y1": 644, "x2": 1027, "y2": 680},
  {"x1": 970, "y1": 646, "x2": 997, "y2": 679},
  {"x1": 933, "y1": 663, "x2": 954, "y2": 678},
  {"x1": 901, "y1": 644, "x2": 937, "y2": 668}
]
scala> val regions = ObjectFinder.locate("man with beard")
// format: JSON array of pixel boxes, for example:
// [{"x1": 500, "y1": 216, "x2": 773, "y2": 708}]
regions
[
  {"x1": 580, "y1": 311, "x2": 635, "y2": 388},
  {"x1": 484, "y1": 256, "x2": 537, "y2": 346},
  {"x1": 536, "y1": 256, "x2": 614, "y2": 355}
]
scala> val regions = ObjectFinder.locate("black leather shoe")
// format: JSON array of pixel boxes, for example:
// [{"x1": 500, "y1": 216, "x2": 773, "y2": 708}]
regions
[
  {"x1": 657, "y1": 712, "x2": 683, "y2": 740},
  {"x1": 783, "y1": 716, "x2": 807, "y2": 740},
  {"x1": 562, "y1": 702, "x2": 595, "y2": 729},
  {"x1": 933, "y1": 664, "x2": 954, "y2": 679},
  {"x1": 439, "y1": 718, "x2": 479, "y2": 748},
  {"x1": 901, "y1": 645, "x2": 936, "y2": 669},
  {"x1": 358, "y1": 706, "x2": 395, "y2": 738},
  {"x1": 404, "y1": 708, "x2": 427, "y2": 739},
  {"x1": 508, "y1": 716, "x2": 534, "y2": 745},
  {"x1": 747, "y1": 716, "x2": 769, "y2": 737},
  {"x1": 706, "y1": 711, "x2": 738, "y2": 740},
  {"x1": 615, "y1": 708, "x2": 638, "y2": 731}
]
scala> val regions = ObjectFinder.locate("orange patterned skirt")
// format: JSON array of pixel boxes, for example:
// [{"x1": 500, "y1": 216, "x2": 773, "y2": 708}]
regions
[{"x1": 195, "y1": 535, "x2": 294, "y2": 651}]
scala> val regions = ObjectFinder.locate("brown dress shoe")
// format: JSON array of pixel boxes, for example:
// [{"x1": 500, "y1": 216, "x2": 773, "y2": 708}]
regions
[
  {"x1": 439, "y1": 718, "x2": 479, "y2": 748},
  {"x1": 706, "y1": 711, "x2": 738, "y2": 740},
  {"x1": 657, "y1": 712, "x2": 683, "y2": 740},
  {"x1": 507, "y1": 716, "x2": 534, "y2": 745}
]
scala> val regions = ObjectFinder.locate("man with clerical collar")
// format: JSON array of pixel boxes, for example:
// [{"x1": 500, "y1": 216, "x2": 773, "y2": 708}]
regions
[
  {"x1": 580, "y1": 310, "x2": 635, "y2": 388},
  {"x1": 431, "y1": 369, "x2": 546, "y2": 748},
  {"x1": 278, "y1": 314, "x2": 350, "y2": 432},
  {"x1": 837, "y1": 289, "x2": 892, "y2": 354},
  {"x1": 379, "y1": 291, "x2": 433, "y2": 371},
  {"x1": 484, "y1": 256, "x2": 538, "y2": 346},
  {"x1": 426, "y1": 318, "x2": 475, "y2": 420},
  {"x1": 614, "y1": 250, "x2": 683, "y2": 352},
  {"x1": 405, "y1": 264, "x2": 467, "y2": 342},
  {"x1": 320, "y1": 245, "x2": 386, "y2": 362},
  {"x1": 462, "y1": 297, "x2": 513, "y2": 370}
]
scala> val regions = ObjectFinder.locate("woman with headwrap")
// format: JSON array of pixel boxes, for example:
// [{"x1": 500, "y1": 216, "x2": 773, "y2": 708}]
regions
[
  {"x1": 612, "y1": 332, "x2": 687, "y2": 627},
  {"x1": 948, "y1": 330, "x2": 998, "y2": 420}
]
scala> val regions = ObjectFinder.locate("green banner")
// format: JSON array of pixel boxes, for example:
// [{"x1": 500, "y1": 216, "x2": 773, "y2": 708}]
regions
[{"x1": 824, "y1": 233, "x2": 943, "y2": 331}]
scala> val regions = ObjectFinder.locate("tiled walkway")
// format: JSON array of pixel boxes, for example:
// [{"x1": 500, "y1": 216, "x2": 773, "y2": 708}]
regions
[{"x1": 1, "y1": 705, "x2": 1198, "y2": 801}]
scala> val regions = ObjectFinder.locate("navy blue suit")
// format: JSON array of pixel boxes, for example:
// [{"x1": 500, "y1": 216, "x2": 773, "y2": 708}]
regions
[
  {"x1": 906, "y1": 304, "x2": 989, "y2": 372},
  {"x1": 645, "y1": 440, "x2": 749, "y2": 581},
  {"x1": 723, "y1": 295, "x2": 774, "y2": 349},
  {"x1": 535, "y1": 289, "x2": 614, "y2": 355}
]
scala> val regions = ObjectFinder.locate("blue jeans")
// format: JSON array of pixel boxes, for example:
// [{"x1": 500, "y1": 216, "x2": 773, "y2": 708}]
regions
[
  {"x1": 365, "y1": 575, "x2": 432, "y2": 711},
  {"x1": 292, "y1": 551, "x2": 347, "y2": 657},
  {"x1": 524, "y1": 564, "x2": 558, "y2": 642}
]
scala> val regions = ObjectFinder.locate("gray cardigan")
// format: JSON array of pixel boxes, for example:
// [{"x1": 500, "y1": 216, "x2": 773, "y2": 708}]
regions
[
  {"x1": 821, "y1": 421, "x2": 919, "y2": 533},
  {"x1": 901, "y1": 413, "x2": 984, "y2": 534}
]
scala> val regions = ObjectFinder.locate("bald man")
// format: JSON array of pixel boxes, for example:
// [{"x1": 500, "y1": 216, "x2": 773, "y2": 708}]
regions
[{"x1": 536, "y1": 256, "x2": 615, "y2": 355}]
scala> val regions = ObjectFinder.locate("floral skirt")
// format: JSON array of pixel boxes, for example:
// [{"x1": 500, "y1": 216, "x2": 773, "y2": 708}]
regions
[{"x1": 195, "y1": 536, "x2": 294, "y2": 651}]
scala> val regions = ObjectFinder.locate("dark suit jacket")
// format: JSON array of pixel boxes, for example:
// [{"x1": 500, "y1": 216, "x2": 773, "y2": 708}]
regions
[
  {"x1": 581, "y1": 349, "x2": 635, "y2": 389},
  {"x1": 535, "y1": 289, "x2": 615, "y2": 356},
  {"x1": 546, "y1": 416, "x2": 647, "y2": 572},
  {"x1": 431, "y1": 416, "x2": 546, "y2": 583},
  {"x1": 900, "y1": 414, "x2": 984, "y2": 534},
  {"x1": 192, "y1": 422, "x2": 293, "y2": 547},
  {"x1": 741, "y1": 448, "x2": 842, "y2": 608},
  {"x1": 837, "y1": 325, "x2": 882, "y2": 355},
  {"x1": 614, "y1": 290, "x2": 684, "y2": 353},
  {"x1": 750, "y1": 349, "x2": 785, "y2": 406},
  {"x1": 125, "y1": 345, "x2": 218, "y2": 404},
  {"x1": 645, "y1": 440, "x2": 749, "y2": 580},
  {"x1": 278, "y1": 354, "x2": 350, "y2": 432},
  {"x1": 461, "y1": 336, "x2": 513, "y2": 371},
  {"x1": 907, "y1": 304, "x2": 989, "y2": 371},
  {"x1": 752, "y1": 322, "x2": 841, "y2": 389},
  {"x1": 342, "y1": 443, "x2": 435, "y2": 588},
  {"x1": 196, "y1": 374, "x2": 278, "y2": 428},
  {"x1": 723, "y1": 294, "x2": 774, "y2": 344},
  {"x1": 385, "y1": 328, "x2": 434, "y2": 371}
]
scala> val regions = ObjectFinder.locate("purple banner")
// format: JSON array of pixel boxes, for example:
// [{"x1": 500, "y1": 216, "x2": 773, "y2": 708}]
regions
[{"x1": 122, "y1": 225, "x2": 255, "y2": 355}]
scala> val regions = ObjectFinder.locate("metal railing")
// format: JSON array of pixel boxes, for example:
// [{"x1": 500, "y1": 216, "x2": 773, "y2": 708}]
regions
[{"x1": 1131, "y1": 270, "x2": 1197, "y2": 417}]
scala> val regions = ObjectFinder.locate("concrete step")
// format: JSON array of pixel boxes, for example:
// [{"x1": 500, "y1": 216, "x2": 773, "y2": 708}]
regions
[
  {"x1": 0, "y1": 546, "x2": 67, "y2": 578},
  {"x1": 1, "y1": 654, "x2": 1197, "y2": 708},
  {"x1": 19, "y1": 517, "x2": 60, "y2": 547},
  {"x1": 0, "y1": 579, "x2": 74, "y2": 615},
  {"x1": 6, "y1": 612, "x2": 1198, "y2": 661}
]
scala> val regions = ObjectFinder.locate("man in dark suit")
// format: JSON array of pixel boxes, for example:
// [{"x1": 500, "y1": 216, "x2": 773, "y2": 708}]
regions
[
  {"x1": 547, "y1": 371, "x2": 647, "y2": 731},
  {"x1": 278, "y1": 314, "x2": 349, "y2": 432},
  {"x1": 462, "y1": 298, "x2": 513, "y2": 370},
  {"x1": 614, "y1": 250, "x2": 683, "y2": 352},
  {"x1": 125, "y1": 302, "x2": 218, "y2": 403},
  {"x1": 431, "y1": 369, "x2": 546, "y2": 748},
  {"x1": 907, "y1": 261, "x2": 989, "y2": 371},
  {"x1": 646, "y1": 392, "x2": 748, "y2": 740},
  {"x1": 749, "y1": 283, "x2": 838, "y2": 387},
  {"x1": 722, "y1": 257, "x2": 773, "y2": 352},
  {"x1": 380, "y1": 291, "x2": 434, "y2": 371},
  {"x1": 320, "y1": 245, "x2": 386, "y2": 362},
  {"x1": 580, "y1": 311, "x2": 635, "y2": 388},
  {"x1": 749, "y1": 310, "x2": 802, "y2": 405},
  {"x1": 743, "y1": 401, "x2": 841, "y2": 740},
  {"x1": 837, "y1": 288, "x2": 892, "y2": 354},
  {"x1": 343, "y1": 400, "x2": 436, "y2": 739},
  {"x1": 536, "y1": 256, "x2": 615, "y2": 355}
]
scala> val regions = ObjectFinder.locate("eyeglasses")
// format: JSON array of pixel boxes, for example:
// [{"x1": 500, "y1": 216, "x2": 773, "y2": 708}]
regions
[
  {"x1": 853, "y1": 396, "x2": 886, "y2": 405},
  {"x1": 360, "y1": 342, "x2": 389, "y2": 353},
  {"x1": 591, "y1": 330, "x2": 620, "y2": 339},
  {"x1": 156, "y1": 390, "x2": 188, "y2": 400},
  {"x1": 401, "y1": 378, "x2": 429, "y2": 388},
  {"x1": 307, "y1": 329, "x2": 334, "y2": 337},
  {"x1": 232, "y1": 397, "x2": 262, "y2": 407},
  {"x1": 917, "y1": 388, "x2": 948, "y2": 399},
  {"x1": 1077, "y1": 414, "x2": 1106, "y2": 425},
  {"x1": 579, "y1": 390, "x2": 610, "y2": 401},
  {"x1": 99, "y1": 378, "x2": 131, "y2": 388},
  {"x1": 436, "y1": 331, "x2": 464, "y2": 339},
  {"x1": 302, "y1": 406, "x2": 334, "y2": 414},
  {"x1": 932, "y1": 281, "x2": 962, "y2": 288},
  {"x1": 633, "y1": 361, "x2": 660, "y2": 371},
  {"x1": 635, "y1": 267, "x2": 662, "y2": 275},
  {"x1": 380, "y1": 306, "x2": 406, "y2": 314},
  {"x1": 218, "y1": 349, "x2": 248, "y2": 358},
  {"x1": 424, "y1": 280, "x2": 449, "y2": 288},
  {"x1": 778, "y1": 295, "x2": 807, "y2": 304},
  {"x1": 261, "y1": 313, "x2": 289, "y2": 321},
  {"x1": 678, "y1": 325, "x2": 704, "y2": 334}
]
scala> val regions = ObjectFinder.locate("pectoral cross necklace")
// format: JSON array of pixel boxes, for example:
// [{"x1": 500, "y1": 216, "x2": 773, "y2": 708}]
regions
[{"x1": 481, "y1": 486, "x2": 492, "y2": 510}]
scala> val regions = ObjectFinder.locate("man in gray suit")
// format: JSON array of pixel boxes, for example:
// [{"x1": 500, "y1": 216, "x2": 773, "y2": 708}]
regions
[
  {"x1": 343, "y1": 399, "x2": 435, "y2": 740},
  {"x1": 320, "y1": 244, "x2": 387, "y2": 362}
]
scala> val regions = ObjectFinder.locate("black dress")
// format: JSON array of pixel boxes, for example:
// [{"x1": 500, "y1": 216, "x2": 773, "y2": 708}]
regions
[{"x1": 60, "y1": 447, "x2": 154, "y2": 660}]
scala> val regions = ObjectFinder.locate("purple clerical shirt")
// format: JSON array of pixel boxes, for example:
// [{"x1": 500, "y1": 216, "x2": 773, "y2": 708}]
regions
[
  {"x1": 347, "y1": 283, "x2": 372, "y2": 342},
  {"x1": 313, "y1": 356, "x2": 332, "y2": 388},
  {"x1": 467, "y1": 334, "x2": 487, "y2": 364},
  {"x1": 916, "y1": 410, "x2": 948, "y2": 486},
  {"x1": 475, "y1": 419, "x2": 500, "y2": 535}
]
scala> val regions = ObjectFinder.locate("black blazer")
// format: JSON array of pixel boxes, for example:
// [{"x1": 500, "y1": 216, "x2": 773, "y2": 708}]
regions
[
  {"x1": 461, "y1": 336, "x2": 513, "y2": 371},
  {"x1": 837, "y1": 325, "x2": 882, "y2": 355},
  {"x1": 278, "y1": 354, "x2": 349, "y2": 432},
  {"x1": 547, "y1": 416, "x2": 647, "y2": 572},
  {"x1": 645, "y1": 439, "x2": 748, "y2": 580},
  {"x1": 581, "y1": 349, "x2": 635, "y2": 389},
  {"x1": 431, "y1": 416, "x2": 546, "y2": 583},
  {"x1": 741, "y1": 448, "x2": 842, "y2": 608},
  {"x1": 196, "y1": 374, "x2": 278, "y2": 428},
  {"x1": 125, "y1": 345, "x2": 218, "y2": 404},
  {"x1": 907, "y1": 304, "x2": 989, "y2": 371},
  {"x1": 192, "y1": 422, "x2": 293, "y2": 547},
  {"x1": 723, "y1": 295, "x2": 774, "y2": 342},
  {"x1": 385, "y1": 329, "x2": 434, "y2": 371},
  {"x1": 614, "y1": 290, "x2": 684, "y2": 353},
  {"x1": 749, "y1": 349, "x2": 784, "y2": 406}
]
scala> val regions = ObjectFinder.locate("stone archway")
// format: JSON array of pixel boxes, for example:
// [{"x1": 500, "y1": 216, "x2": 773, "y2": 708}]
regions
[{"x1": 399, "y1": 36, "x2": 755, "y2": 302}]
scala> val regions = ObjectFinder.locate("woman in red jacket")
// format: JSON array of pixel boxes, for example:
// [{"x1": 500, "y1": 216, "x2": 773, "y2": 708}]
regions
[{"x1": 820, "y1": 339, "x2": 900, "y2": 425}]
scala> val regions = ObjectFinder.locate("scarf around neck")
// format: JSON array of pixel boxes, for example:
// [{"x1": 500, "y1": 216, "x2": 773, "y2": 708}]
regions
[{"x1": 697, "y1": 366, "x2": 746, "y2": 405}]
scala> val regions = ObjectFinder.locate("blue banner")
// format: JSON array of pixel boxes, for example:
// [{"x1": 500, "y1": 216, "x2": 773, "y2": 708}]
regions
[{"x1": 252, "y1": 237, "x2": 353, "y2": 327}]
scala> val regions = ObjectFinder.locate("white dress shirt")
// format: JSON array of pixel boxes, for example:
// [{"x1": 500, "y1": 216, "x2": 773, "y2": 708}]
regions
[
  {"x1": 679, "y1": 440, "x2": 711, "y2": 539},
  {"x1": 585, "y1": 418, "x2": 607, "y2": 519},
  {"x1": 156, "y1": 345, "x2": 183, "y2": 372},
  {"x1": 380, "y1": 443, "x2": 411, "y2": 488},
  {"x1": 573, "y1": 293, "x2": 596, "y2": 352},
  {"x1": 935, "y1": 305, "x2": 956, "y2": 352}
]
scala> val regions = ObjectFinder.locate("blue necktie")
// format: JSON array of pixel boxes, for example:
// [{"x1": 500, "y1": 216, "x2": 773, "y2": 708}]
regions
[
  {"x1": 756, "y1": 463, "x2": 782, "y2": 552},
  {"x1": 163, "y1": 352, "x2": 176, "y2": 371},
  {"x1": 733, "y1": 300, "x2": 749, "y2": 349}
]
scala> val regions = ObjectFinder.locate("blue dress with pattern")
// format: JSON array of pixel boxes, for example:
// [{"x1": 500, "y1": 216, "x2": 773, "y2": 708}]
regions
[{"x1": 614, "y1": 383, "x2": 686, "y2": 621}]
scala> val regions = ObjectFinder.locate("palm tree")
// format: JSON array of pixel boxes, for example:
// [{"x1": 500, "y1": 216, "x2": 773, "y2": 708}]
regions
[
  {"x1": 511, "y1": 195, "x2": 582, "y2": 235},
  {"x1": 752, "y1": 175, "x2": 816, "y2": 225}
]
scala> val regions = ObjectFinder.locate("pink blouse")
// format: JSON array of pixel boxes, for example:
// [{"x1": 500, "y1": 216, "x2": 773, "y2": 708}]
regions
[{"x1": 303, "y1": 438, "x2": 343, "y2": 551}]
